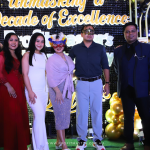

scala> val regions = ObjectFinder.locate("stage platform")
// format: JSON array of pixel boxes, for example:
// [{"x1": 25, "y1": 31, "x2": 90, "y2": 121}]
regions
[
  {"x1": 47, "y1": 138, "x2": 143, "y2": 150},
  {"x1": 0, "y1": 138, "x2": 144, "y2": 150}
]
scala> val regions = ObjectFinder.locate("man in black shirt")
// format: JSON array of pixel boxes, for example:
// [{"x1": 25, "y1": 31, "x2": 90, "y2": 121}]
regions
[
  {"x1": 69, "y1": 24, "x2": 110, "y2": 150},
  {"x1": 113, "y1": 22, "x2": 150, "y2": 150}
]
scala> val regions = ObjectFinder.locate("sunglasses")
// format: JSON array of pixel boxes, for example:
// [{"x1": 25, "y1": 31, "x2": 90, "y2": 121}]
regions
[{"x1": 82, "y1": 29, "x2": 95, "y2": 35}]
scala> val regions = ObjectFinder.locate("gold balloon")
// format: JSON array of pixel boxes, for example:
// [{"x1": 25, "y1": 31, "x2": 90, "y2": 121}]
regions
[
  {"x1": 118, "y1": 98, "x2": 121, "y2": 102},
  {"x1": 133, "y1": 128, "x2": 139, "y2": 141},
  {"x1": 105, "y1": 123, "x2": 116, "y2": 133},
  {"x1": 110, "y1": 101, "x2": 123, "y2": 115},
  {"x1": 111, "y1": 115, "x2": 120, "y2": 124},
  {"x1": 109, "y1": 97, "x2": 121, "y2": 105},
  {"x1": 116, "y1": 123, "x2": 124, "y2": 134},
  {"x1": 111, "y1": 99, "x2": 122, "y2": 105},
  {"x1": 105, "y1": 123, "x2": 121, "y2": 140},
  {"x1": 119, "y1": 114, "x2": 124, "y2": 123},
  {"x1": 109, "y1": 97, "x2": 115, "y2": 105},
  {"x1": 113, "y1": 95, "x2": 120, "y2": 100},
  {"x1": 110, "y1": 92, "x2": 121, "y2": 105},
  {"x1": 112, "y1": 92, "x2": 121, "y2": 102},
  {"x1": 105, "y1": 109, "x2": 114, "y2": 123},
  {"x1": 112, "y1": 92, "x2": 118, "y2": 98}
]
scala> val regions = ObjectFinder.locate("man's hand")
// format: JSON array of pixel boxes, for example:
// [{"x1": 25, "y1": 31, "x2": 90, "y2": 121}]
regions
[{"x1": 103, "y1": 84, "x2": 110, "y2": 96}]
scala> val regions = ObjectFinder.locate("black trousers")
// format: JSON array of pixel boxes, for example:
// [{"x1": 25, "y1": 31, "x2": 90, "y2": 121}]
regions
[{"x1": 121, "y1": 85, "x2": 150, "y2": 146}]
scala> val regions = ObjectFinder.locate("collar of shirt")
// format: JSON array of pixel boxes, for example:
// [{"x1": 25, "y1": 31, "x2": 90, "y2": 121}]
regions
[
  {"x1": 127, "y1": 40, "x2": 139, "y2": 49},
  {"x1": 81, "y1": 41, "x2": 97, "y2": 48}
]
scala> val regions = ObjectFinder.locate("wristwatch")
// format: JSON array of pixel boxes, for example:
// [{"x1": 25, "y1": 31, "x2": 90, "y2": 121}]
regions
[{"x1": 105, "y1": 82, "x2": 110, "y2": 84}]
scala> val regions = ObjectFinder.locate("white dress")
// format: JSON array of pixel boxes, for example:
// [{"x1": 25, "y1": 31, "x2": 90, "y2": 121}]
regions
[{"x1": 25, "y1": 52, "x2": 49, "y2": 150}]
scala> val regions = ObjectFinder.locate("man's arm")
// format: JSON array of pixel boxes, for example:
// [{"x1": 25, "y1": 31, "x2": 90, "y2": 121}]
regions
[
  {"x1": 100, "y1": 46, "x2": 110, "y2": 95},
  {"x1": 103, "y1": 69, "x2": 110, "y2": 95},
  {"x1": 69, "y1": 47, "x2": 75, "y2": 60},
  {"x1": 69, "y1": 47, "x2": 76, "y2": 77}
]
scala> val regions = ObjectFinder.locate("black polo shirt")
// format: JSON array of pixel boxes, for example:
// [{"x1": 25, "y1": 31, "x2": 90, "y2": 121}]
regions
[{"x1": 69, "y1": 41, "x2": 109, "y2": 78}]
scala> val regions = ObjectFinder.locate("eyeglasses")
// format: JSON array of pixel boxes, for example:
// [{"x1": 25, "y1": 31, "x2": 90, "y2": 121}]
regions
[{"x1": 82, "y1": 29, "x2": 95, "y2": 35}]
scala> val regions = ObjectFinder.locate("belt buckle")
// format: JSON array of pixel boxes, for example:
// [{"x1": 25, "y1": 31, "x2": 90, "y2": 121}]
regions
[
  {"x1": 89, "y1": 78, "x2": 94, "y2": 82},
  {"x1": 89, "y1": 76, "x2": 99, "y2": 82},
  {"x1": 89, "y1": 79, "x2": 92, "y2": 82}
]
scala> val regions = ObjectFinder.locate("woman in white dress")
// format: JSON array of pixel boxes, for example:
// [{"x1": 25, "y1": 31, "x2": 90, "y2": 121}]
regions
[{"x1": 22, "y1": 33, "x2": 49, "y2": 150}]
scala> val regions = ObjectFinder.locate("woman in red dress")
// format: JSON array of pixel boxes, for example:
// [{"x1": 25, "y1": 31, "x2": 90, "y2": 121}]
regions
[{"x1": 0, "y1": 33, "x2": 31, "y2": 150}]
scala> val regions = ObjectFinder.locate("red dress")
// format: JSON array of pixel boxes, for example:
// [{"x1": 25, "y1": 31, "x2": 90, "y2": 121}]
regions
[{"x1": 0, "y1": 51, "x2": 31, "y2": 150}]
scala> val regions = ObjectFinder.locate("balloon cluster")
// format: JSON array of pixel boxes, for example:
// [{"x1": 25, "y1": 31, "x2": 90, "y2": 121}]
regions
[{"x1": 105, "y1": 92, "x2": 141, "y2": 140}]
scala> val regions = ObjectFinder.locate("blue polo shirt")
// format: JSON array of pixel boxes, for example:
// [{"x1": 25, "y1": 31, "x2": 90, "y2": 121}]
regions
[{"x1": 69, "y1": 41, "x2": 109, "y2": 78}]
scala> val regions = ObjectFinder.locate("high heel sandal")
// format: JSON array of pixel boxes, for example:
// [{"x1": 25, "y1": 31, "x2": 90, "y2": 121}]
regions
[{"x1": 55, "y1": 143, "x2": 62, "y2": 149}]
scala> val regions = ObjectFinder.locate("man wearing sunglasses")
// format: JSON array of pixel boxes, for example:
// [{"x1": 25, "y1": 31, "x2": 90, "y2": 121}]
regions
[{"x1": 69, "y1": 24, "x2": 110, "y2": 150}]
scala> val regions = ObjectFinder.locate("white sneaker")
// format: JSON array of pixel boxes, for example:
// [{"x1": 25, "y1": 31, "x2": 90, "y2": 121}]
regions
[
  {"x1": 93, "y1": 140, "x2": 106, "y2": 150},
  {"x1": 76, "y1": 140, "x2": 87, "y2": 150}
]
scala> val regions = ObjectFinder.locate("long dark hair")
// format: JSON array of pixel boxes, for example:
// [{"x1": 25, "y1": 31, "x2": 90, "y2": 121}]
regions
[
  {"x1": 3, "y1": 32, "x2": 22, "y2": 74},
  {"x1": 27, "y1": 33, "x2": 46, "y2": 66}
]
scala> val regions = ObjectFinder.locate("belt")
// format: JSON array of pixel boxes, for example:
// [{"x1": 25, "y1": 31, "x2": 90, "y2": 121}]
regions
[{"x1": 77, "y1": 75, "x2": 101, "y2": 82}]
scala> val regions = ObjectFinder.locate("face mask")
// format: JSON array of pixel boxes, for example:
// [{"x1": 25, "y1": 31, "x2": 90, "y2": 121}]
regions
[
  {"x1": 53, "y1": 44, "x2": 65, "y2": 49},
  {"x1": 82, "y1": 28, "x2": 95, "y2": 35}
]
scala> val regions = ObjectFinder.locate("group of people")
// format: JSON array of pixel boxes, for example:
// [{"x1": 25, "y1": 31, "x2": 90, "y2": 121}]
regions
[{"x1": 0, "y1": 22, "x2": 150, "y2": 150}]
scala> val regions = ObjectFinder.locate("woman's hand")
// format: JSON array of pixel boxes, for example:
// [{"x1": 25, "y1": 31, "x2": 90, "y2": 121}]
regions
[
  {"x1": 7, "y1": 85, "x2": 17, "y2": 98},
  {"x1": 0, "y1": 43, "x2": 3, "y2": 49},
  {"x1": 29, "y1": 91, "x2": 37, "y2": 104},
  {"x1": 55, "y1": 91, "x2": 64, "y2": 104}
]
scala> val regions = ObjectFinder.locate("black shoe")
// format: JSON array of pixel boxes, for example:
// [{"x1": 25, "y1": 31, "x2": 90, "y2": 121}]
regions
[
  {"x1": 93, "y1": 140, "x2": 106, "y2": 150},
  {"x1": 120, "y1": 143, "x2": 135, "y2": 150},
  {"x1": 76, "y1": 140, "x2": 87, "y2": 150},
  {"x1": 78, "y1": 140, "x2": 86, "y2": 146},
  {"x1": 95, "y1": 139, "x2": 102, "y2": 146}
]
